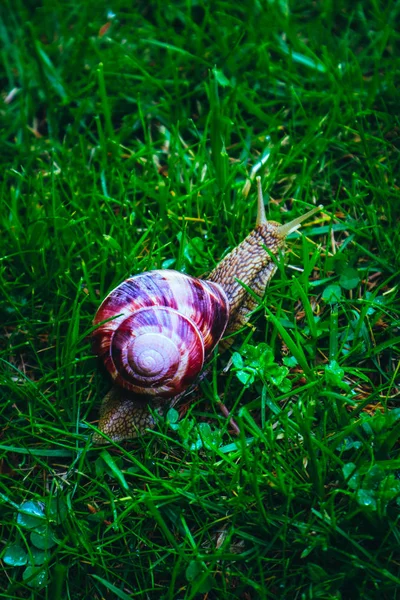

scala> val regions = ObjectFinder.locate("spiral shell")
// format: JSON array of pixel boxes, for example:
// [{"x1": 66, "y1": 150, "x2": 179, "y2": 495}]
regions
[{"x1": 93, "y1": 270, "x2": 229, "y2": 399}]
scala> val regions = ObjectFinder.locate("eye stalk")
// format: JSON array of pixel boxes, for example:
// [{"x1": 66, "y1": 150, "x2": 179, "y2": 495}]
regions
[
  {"x1": 255, "y1": 175, "x2": 323, "y2": 236},
  {"x1": 256, "y1": 175, "x2": 267, "y2": 226},
  {"x1": 276, "y1": 205, "x2": 323, "y2": 237}
]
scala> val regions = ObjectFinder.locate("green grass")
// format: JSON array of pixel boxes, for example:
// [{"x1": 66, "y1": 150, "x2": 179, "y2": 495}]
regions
[{"x1": 1, "y1": 0, "x2": 400, "y2": 598}]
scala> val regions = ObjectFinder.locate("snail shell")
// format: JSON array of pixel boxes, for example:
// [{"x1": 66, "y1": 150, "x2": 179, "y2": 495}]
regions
[{"x1": 93, "y1": 270, "x2": 229, "y2": 400}]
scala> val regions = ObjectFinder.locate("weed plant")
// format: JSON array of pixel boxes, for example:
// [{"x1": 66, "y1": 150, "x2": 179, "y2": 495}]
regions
[{"x1": 1, "y1": 1, "x2": 400, "y2": 598}]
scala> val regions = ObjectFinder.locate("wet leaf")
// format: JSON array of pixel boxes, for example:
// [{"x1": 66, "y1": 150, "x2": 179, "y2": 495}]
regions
[
  {"x1": 342, "y1": 463, "x2": 360, "y2": 490},
  {"x1": 364, "y1": 465, "x2": 386, "y2": 490},
  {"x1": 278, "y1": 377, "x2": 292, "y2": 393},
  {"x1": 283, "y1": 355, "x2": 298, "y2": 367},
  {"x1": 231, "y1": 352, "x2": 243, "y2": 369},
  {"x1": 17, "y1": 501, "x2": 46, "y2": 529},
  {"x1": 186, "y1": 560, "x2": 203, "y2": 581},
  {"x1": 198, "y1": 423, "x2": 221, "y2": 450},
  {"x1": 236, "y1": 369, "x2": 255, "y2": 386},
  {"x1": 322, "y1": 284, "x2": 342, "y2": 303},
  {"x1": 325, "y1": 360, "x2": 345, "y2": 386},
  {"x1": 166, "y1": 408, "x2": 179, "y2": 424},
  {"x1": 197, "y1": 573, "x2": 214, "y2": 593},
  {"x1": 269, "y1": 365, "x2": 289, "y2": 386},
  {"x1": 22, "y1": 566, "x2": 48, "y2": 589},
  {"x1": 30, "y1": 547, "x2": 48, "y2": 566},
  {"x1": 339, "y1": 267, "x2": 360, "y2": 290},
  {"x1": 3, "y1": 543, "x2": 28, "y2": 566},
  {"x1": 30, "y1": 526, "x2": 57, "y2": 550},
  {"x1": 356, "y1": 489, "x2": 377, "y2": 511}
]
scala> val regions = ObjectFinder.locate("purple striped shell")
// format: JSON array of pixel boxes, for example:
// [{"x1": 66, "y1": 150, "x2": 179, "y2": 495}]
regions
[{"x1": 93, "y1": 270, "x2": 229, "y2": 399}]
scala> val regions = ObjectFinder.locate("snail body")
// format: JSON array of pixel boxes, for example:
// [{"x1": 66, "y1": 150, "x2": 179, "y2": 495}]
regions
[{"x1": 93, "y1": 179, "x2": 322, "y2": 443}]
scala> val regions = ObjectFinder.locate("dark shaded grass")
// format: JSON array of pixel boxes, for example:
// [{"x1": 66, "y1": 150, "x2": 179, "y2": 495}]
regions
[{"x1": 1, "y1": 0, "x2": 400, "y2": 598}]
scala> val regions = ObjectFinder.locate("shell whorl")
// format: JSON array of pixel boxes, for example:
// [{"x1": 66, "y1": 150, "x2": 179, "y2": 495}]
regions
[{"x1": 93, "y1": 270, "x2": 229, "y2": 399}]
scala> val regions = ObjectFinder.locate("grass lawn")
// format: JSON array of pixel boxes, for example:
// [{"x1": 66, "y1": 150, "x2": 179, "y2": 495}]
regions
[{"x1": 1, "y1": 0, "x2": 400, "y2": 598}]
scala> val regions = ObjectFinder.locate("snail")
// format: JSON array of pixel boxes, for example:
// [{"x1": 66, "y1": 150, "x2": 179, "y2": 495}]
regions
[{"x1": 92, "y1": 178, "x2": 322, "y2": 443}]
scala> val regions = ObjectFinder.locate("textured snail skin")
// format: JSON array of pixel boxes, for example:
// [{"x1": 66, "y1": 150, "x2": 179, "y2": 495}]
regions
[
  {"x1": 93, "y1": 386, "x2": 159, "y2": 441},
  {"x1": 208, "y1": 221, "x2": 284, "y2": 343}
]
